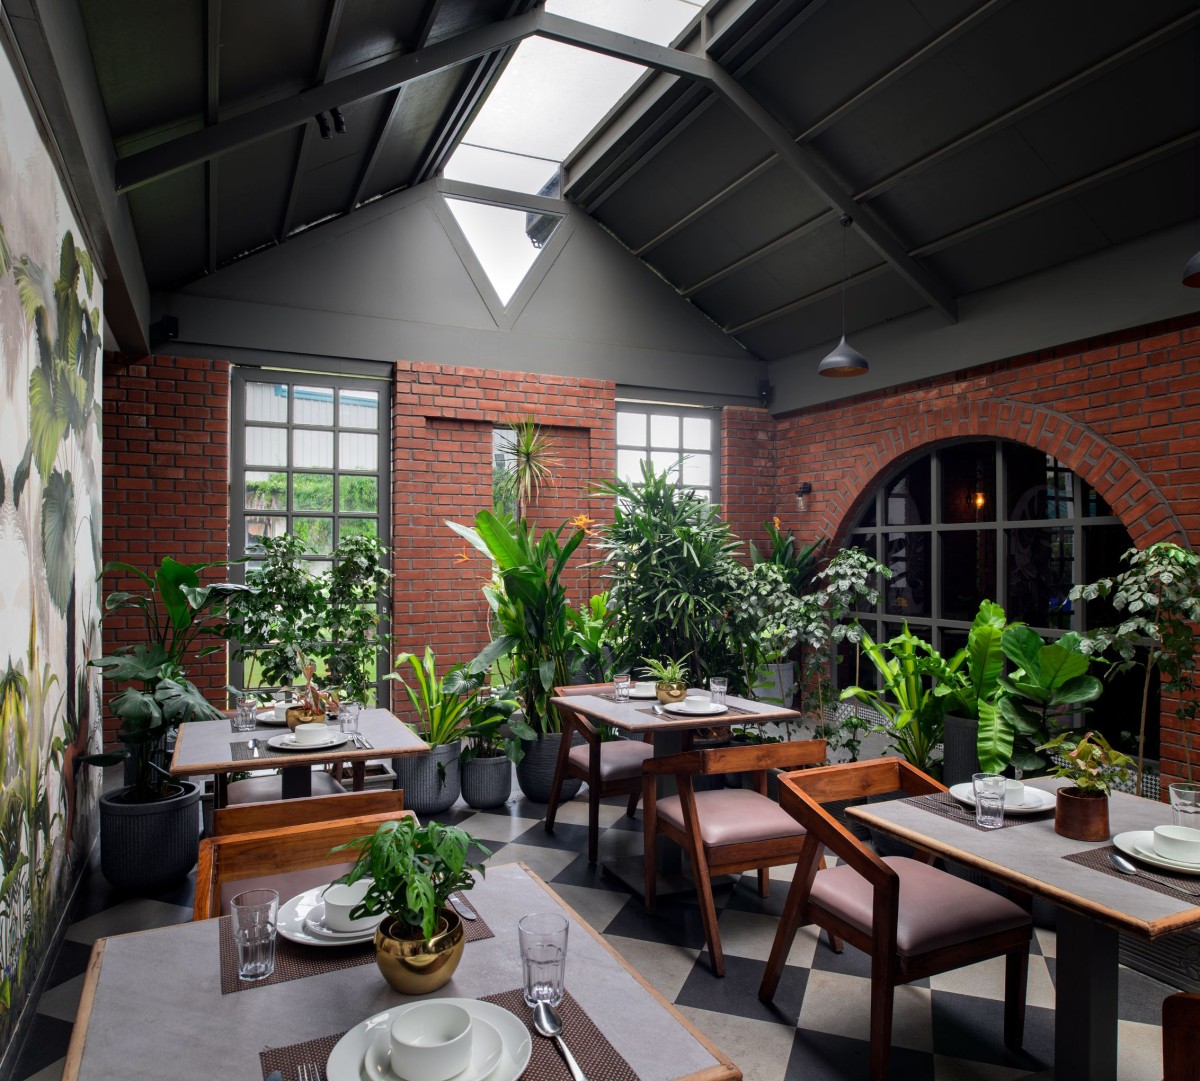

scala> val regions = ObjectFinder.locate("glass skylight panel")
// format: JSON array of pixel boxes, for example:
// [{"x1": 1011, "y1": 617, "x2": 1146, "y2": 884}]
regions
[{"x1": 445, "y1": 198, "x2": 563, "y2": 305}]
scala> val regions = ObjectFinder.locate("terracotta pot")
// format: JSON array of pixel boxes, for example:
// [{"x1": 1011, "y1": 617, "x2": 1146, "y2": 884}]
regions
[
  {"x1": 656, "y1": 680, "x2": 688, "y2": 704},
  {"x1": 1054, "y1": 786, "x2": 1110, "y2": 841},
  {"x1": 375, "y1": 908, "x2": 465, "y2": 994}
]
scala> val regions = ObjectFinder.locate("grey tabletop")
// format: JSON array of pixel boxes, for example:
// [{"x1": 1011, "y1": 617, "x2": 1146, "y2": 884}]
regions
[
  {"x1": 169, "y1": 708, "x2": 430, "y2": 778},
  {"x1": 65, "y1": 862, "x2": 738, "y2": 1081},
  {"x1": 846, "y1": 777, "x2": 1200, "y2": 940},
  {"x1": 551, "y1": 691, "x2": 800, "y2": 735}
]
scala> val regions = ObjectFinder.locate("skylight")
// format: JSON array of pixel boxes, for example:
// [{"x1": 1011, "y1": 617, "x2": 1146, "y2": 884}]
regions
[
  {"x1": 445, "y1": 198, "x2": 563, "y2": 304},
  {"x1": 443, "y1": 0, "x2": 703, "y2": 195}
]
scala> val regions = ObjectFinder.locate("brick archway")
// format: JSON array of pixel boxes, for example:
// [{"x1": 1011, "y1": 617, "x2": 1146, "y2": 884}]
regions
[{"x1": 820, "y1": 397, "x2": 1186, "y2": 548}]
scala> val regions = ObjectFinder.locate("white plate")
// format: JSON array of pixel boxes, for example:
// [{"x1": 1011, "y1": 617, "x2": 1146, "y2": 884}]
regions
[
  {"x1": 947, "y1": 783, "x2": 1055, "y2": 815},
  {"x1": 663, "y1": 697, "x2": 727, "y2": 717},
  {"x1": 267, "y1": 731, "x2": 350, "y2": 752},
  {"x1": 627, "y1": 684, "x2": 658, "y2": 699},
  {"x1": 255, "y1": 709, "x2": 290, "y2": 726},
  {"x1": 304, "y1": 900, "x2": 384, "y2": 940},
  {"x1": 1115, "y1": 831, "x2": 1200, "y2": 876},
  {"x1": 327, "y1": 999, "x2": 532, "y2": 1081},
  {"x1": 278, "y1": 889, "x2": 376, "y2": 947},
  {"x1": 365, "y1": 1017, "x2": 503, "y2": 1081}
]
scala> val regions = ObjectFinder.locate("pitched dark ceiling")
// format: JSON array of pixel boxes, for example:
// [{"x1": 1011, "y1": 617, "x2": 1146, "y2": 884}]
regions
[{"x1": 77, "y1": 0, "x2": 1200, "y2": 362}]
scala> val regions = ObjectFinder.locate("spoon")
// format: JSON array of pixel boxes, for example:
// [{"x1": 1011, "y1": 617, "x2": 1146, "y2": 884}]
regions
[
  {"x1": 652, "y1": 704, "x2": 665, "y2": 715},
  {"x1": 447, "y1": 893, "x2": 477, "y2": 921},
  {"x1": 1109, "y1": 851, "x2": 1141, "y2": 877},
  {"x1": 533, "y1": 1001, "x2": 587, "y2": 1081}
]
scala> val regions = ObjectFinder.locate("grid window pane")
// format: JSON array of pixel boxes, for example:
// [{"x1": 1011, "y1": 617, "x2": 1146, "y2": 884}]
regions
[
  {"x1": 884, "y1": 532, "x2": 930, "y2": 617},
  {"x1": 650, "y1": 414, "x2": 679, "y2": 448},
  {"x1": 681, "y1": 453, "x2": 710, "y2": 488},
  {"x1": 616, "y1": 412, "x2": 646, "y2": 445},
  {"x1": 650, "y1": 450, "x2": 680, "y2": 477},
  {"x1": 941, "y1": 530, "x2": 997, "y2": 621},
  {"x1": 339, "y1": 389, "x2": 379, "y2": 429},
  {"x1": 941, "y1": 442, "x2": 995, "y2": 524},
  {"x1": 245, "y1": 515, "x2": 286, "y2": 547},
  {"x1": 1007, "y1": 527, "x2": 1073, "y2": 628},
  {"x1": 294, "y1": 516, "x2": 334, "y2": 555},
  {"x1": 885, "y1": 461, "x2": 930, "y2": 525},
  {"x1": 339, "y1": 476, "x2": 378, "y2": 513},
  {"x1": 682, "y1": 416, "x2": 711, "y2": 450},
  {"x1": 245, "y1": 382, "x2": 287, "y2": 423},
  {"x1": 293, "y1": 429, "x2": 333, "y2": 469},
  {"x1": 617, "y1": 449, "x2": 644, "y2": 482},
  {"x1": 339, "y1": 518, "x2": 378, "y2": 541},
  {"x1": 339, "y1": 431, "x2": 377, "y2": 470},
  {"x1": 245, "y1": 427, "x2": 287, "y2": 467},
  {"x1": 293, "y1": 385, "x2": 334, "y2": 426},
  {"x1": 245, "y1": 471, "x2": 286, "y2": 510},
  {"x1": 615, "y1": 404, "x2": 719, "y2": 503},
  {"x1": 293, "y1": 474, "x2": 334, "y2": 512}
]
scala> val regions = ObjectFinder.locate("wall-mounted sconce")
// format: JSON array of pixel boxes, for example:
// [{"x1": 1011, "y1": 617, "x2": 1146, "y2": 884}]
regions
[
  {"x1": 973, "y1": 490, "x2": 986, "y2": 511},
  {"x1": 795, "y1": 482, "x2": 813, "y2": 512}
]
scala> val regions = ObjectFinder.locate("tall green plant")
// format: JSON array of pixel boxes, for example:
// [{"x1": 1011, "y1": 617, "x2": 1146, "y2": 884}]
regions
[
  {"x1": 448, "y1": 511, "x2": 585, "y2": 735},
  {"x1": 1071, "y1": 541, "x2": 1200, "y2": 786},
  {"x1": 749, "y1": 517, "x2": 825, "y2": 594},
  {"x1": 494, "y1": 418, "x2": 559, "y2": 521},
  {"x1": 322, "y1": 534, "x2": 392, "y2": 703},
  {"x1": 389, "y1": 647, "x2": 504, "y2": 747}
]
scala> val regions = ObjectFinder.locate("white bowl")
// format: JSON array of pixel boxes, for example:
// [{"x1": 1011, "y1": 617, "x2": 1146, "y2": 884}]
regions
[
  {"x1": 390, "y1": 1001, "x2": 473, "y2": 1081},
  {"x1": 1004, "y1": 780, "x2": 1026, "y2": 807},
  {"x1": 322, "y1": 879, "x2": 374, "y2": 932},
  {"x1": 1153, "y1": 824, "x2": 1200, "y2": 864},
  {"x1": 293, "y1": 722, "x2": 328, "y2": 745}
]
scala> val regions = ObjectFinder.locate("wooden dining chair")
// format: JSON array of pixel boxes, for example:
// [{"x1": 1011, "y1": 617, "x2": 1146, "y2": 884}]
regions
[
  {"x1": 211, "y1": 788, "x2": 405, "y2": 836},
  {"x1": 642, "y1": 739, "x2": 829, "y2": 976},
  {"x1": 193, "y1": 808, "x2": 415, "y2": 920},
  {"x1": 758, "y1": 759, "x2": 1033, "y2": 1081},
  {"x1": 545, "y1": 683, "x2": 654, "y2": 863},
  {"x1": 1163, "y1": 992, "x2": 1200, "y2": 1080}
]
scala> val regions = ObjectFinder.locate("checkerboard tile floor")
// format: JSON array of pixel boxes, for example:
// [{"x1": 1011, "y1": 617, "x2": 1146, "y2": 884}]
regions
[{"x1": 12, "y1": 788, "x2": 1174, "y2": 1080}]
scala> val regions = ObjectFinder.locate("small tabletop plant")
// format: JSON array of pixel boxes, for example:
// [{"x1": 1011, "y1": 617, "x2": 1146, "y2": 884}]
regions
[
  {"x1": 334, "y1": 817, "x2": 489, "y2": 941},
  {"x1": 1038, "y1": 730, "x2": 1134, "y2": 797},
  {"x1": 640, "y1": 654, "x2": 692, "y2": 687}
]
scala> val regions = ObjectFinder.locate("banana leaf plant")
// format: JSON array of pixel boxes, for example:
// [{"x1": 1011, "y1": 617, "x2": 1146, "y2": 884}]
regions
[
  {"x1": 840, "y1": 624, "x2": 952, "y2": 777},
  {"x1": 447, "y1": 510, "x2": 586, "y2": 735},
  {"x1": 83, "y1": 557, "x2": 250, "y2": 802}
]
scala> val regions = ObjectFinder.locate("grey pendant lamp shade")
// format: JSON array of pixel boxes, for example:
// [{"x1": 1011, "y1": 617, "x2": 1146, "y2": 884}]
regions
[
  {"x1": 1184, "y1": 249, "x2": 1200, "y2": 288},
  {"x1": 819, "y1": 215, "x2": 868, "y2": 377}
]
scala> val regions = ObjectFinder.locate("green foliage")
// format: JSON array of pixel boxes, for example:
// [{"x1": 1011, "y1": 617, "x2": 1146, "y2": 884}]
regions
[
  {"x1": 749, "y1": 518, "x2": 825, "y2": 595},
  {"x1": 594, "y1": 460, "x2": 745, "y2": 691},
  {"x1": 840, "y1": 624, "x2": 949, "y2": 776},
  {"x1": 493, "y1": 419, "x2": 559, "y2": 521},
  {"x1": 389, "y1": 647, "x2": 497, "y2": 748},
  {"x1": 334, "y1": 818, "x2": 489, "y2": 940},
  {"x1": 323, "y1": 534, "x2": 392, "y2": 703},
  {"x1": 1071, "y1": 541, "x2": 1200, "y2": 784},
  {"x1": 994, "y1": 626, "x2": 1103, "y2": 774},
  {"x1": 1038, "y1": 730, "x2": 1133, "y2": 795},
  {"x1": 638, "y1": 654, "x2": 692, "y2": 685},
  {"x1": 448, "y1": 510, "x2": 585, "y2": 735},
  {"x1": 567, "y1": 592, "x2": 613, "y2": 682},
  {"x1": 460, "y1": 684, "x2": 535, "y2": 764}
]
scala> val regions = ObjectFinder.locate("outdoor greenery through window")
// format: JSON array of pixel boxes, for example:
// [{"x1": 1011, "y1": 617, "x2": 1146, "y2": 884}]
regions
[
  {"x1": 615, "y1": 402, "x2": 719, "y2": 504},
  {"x1": 840, "y1": 439, "x2": 1150, "y2": 756}
]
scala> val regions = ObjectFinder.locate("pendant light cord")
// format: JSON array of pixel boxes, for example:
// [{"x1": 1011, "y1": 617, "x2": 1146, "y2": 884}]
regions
[{"x1": 840, "y1": 214, "x2": 852, "y2": 338}]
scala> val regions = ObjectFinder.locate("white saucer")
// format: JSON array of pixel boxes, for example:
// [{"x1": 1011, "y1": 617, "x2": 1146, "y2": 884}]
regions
[
  {"x1": 628, "y1": 684, "x2": 658, "y2": 699},
  {"x1": 1115, "y1": 831, "x2": 1200, "y2": 876},
  {"x1": 947, "y1": 783, "x2": 1055, "y2": 815},
  {"x1": 664, "y1": 697, "x2": 727, "y2": 716},
  {"x1": 365, "y1": 1017, "x2": 503, "y2": 1081},
  {"x1": 278, "y1": 889, "x2": 378, "y2": 947},
  {"x1": 255, "y1": 709, "x2": 289, "y2": 726},
  {"x1": 267, "y1": 731, "x2": 350, "y2": 752},
  {"x1": 327, "y1": 999, "x2": 532, "y2": 1081},
  {"x1": 304, "y1": 901, "x2": 384, "y2": 940}
]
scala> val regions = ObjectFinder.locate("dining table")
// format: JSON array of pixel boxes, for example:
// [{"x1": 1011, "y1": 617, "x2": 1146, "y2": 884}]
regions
[
  {"x1": 550, "y1": 688, "x2": 802, "y2": 893},
  {"x1": 847, "y1": 776, "x2": 1200, "y2": 1081},
  {"x1": 169, "y1": 707, "x2": 430, "y2": 806},
  {"x1": 62, "y1": 861, "x2": 741, "y2": 1081}
]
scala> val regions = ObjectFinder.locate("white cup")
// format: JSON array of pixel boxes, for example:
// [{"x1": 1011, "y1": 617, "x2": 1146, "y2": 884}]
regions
[
  {"x1": 322, "y1": 878, "x2": 374, "y2": 932},
  {"x1": 1153, "y1": 824, "x2": 1200, "y2": 864},
  {"x1": 273, "y1": 700, "x2": 293, "y2": 724},
  {"x1": 293, "y1": 722, "x2": 327, "y2": 745},
  {"x1": 1004, "y1": 779, "x2": 1026, "y2": 807},
  {"x1": 389, "y1": 1002, "x2": 473, "y2": 1081}
]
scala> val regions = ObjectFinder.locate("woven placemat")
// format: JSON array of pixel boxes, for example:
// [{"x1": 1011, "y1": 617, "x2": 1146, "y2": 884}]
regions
[
  {"x1": 260, "y1": 1031, "x2": 343, "y2": 1080},
  {"x1": 480, "y1": 987, "x2": 640, "y2": 1081},
  {"x1": 634, "y1": 703, "x2": 754, "y2": 720},
  {"x1": 1063, "y1": 846, "x2": 1200, "y2": 902},
  {"x1": 901, "y1": 793, "x2": 1044, "y2": 831},
  {"x1": 220, "y1": 903, "x2": 494, "y2": 994},
  {"x1": 228, "y1": 736, "x2": 353, "y2": 762}
]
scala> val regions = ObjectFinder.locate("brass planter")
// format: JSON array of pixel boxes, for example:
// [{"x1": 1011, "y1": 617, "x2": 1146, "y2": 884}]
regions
[
  {"x1": 375, "y1": 908, "x2": 465, "y2": 995},
  {"x1": 286, "y1": 707, "x2": 325, "y2": 732},
  {"x1": 1054, "y1": 786, "x2": 1110, "y2": 842},
  {"x1": 656, "y1": 680, "x2": 688, "y2": 704}
]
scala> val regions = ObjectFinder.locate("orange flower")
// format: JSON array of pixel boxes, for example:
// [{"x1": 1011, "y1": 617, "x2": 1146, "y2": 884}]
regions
[
  {"x1": 570, "y1": 513, "x2": 598, "y2": 536},
  {"x1": 454, "y1": 547, "x2": 470, "y2": 564},
  {"x1": 773, "y1": 516, "x2": 782, "y2": 530}
]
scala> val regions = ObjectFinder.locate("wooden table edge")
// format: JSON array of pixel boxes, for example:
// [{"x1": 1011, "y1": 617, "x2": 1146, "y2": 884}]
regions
[
  {"x1": 519, "y1": 862, "x2": 742, "y2": 1081},
  {"x1": 845, "y1": 805, "x2": 1195, "y2": 939},
  {"x1": 62, "y1": 937, "x2": 106, "y2": 1081}
]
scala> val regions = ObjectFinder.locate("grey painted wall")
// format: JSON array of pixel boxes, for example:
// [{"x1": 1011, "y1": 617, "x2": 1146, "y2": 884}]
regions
[
  {"x1": 770, "y1": 220, "x2": 1200, "y2": 413},
  {"x1": 157, "y1": 181, "x2": 761, "y2": 401}
]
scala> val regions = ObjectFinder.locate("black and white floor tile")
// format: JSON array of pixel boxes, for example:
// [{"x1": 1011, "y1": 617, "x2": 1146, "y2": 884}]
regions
[{"x1": 11, "y1": 788, "x2": 1173, "y2": 1081}]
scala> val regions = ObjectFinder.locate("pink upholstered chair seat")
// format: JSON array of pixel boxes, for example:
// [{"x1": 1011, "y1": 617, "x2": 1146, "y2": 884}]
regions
[
  {"x1": 657, "y1": 788, "x2": 807, "y2": 847},
  {"x1": 568, "y1": 739, "x2": 653, "y2": 783},
  {"x1": 809, "y1": 856, "x2": 1030, "y2": 957}
]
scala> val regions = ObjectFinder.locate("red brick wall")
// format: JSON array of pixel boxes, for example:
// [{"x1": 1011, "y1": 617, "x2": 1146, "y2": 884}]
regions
[
  {"x1": 101, "y1": 354, "x2": 231, "y2": 739},
  {"x1": 773, "y1": 312, "x2": 1200, "y2": 784},
  {"x1": 390, "y1": 362, "x2": 615, "y2": 710},
  {"x1": 720, "y1": 406, "x2": 777, "y2": 560}
]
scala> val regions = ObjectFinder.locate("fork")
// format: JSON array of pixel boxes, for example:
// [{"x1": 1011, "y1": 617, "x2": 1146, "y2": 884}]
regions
[{"x1": 298, "y1": 1063, "x2": 323, "y2": 1081}]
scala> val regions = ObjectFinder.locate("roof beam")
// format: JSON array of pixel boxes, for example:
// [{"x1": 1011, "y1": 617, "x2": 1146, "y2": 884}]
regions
[
  {"x1": 726, "y1": 263, "x2": 890, "y2": 335},
  {"x1": 204, "y1": 0, "x2": 220, "y2": 273}
]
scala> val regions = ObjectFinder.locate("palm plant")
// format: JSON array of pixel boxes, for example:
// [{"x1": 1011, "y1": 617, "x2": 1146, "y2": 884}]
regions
[{"x1": 494, "y1": 418, "x2": 559, "y2": 521}]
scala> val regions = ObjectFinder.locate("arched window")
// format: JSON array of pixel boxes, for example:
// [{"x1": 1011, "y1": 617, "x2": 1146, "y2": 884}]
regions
[{"x1": 840, "y1": 439, "x2": 1153, "y2": 756}]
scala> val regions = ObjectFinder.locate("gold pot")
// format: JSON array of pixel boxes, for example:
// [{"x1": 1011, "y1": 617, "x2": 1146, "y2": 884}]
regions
[
  {"x1": 286, "y1": 707, "x2": 324, "y2": 732},
  {"x1": 656, "y1": 680, "x2": 688, "y2": 704},
  {"x1": 375, "y1": 909, "x2": 465, "y2": 995}
]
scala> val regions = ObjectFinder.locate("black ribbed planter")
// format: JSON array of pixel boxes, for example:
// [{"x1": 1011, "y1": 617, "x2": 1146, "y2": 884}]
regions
[
  {"x1": 461, "y1": 754, "x2": 513, "y2": 809},
  {"x1": 393, "y1": 741, "x2": 461, "y2": 816},
  {"x1": 943, "y1": 712, "x2": 981, "y2": 787},
  {"x1": 99, "y1": 781, "x2": 201, "y2": 893},
  {"x1": 516, "y1": 732, "x2": 582, "y2": 803}
]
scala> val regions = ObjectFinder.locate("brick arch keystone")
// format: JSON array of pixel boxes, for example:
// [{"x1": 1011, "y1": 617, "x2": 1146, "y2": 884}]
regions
[{"x1": 821, "y1": 397, "x2": 1185, "y2": 548}]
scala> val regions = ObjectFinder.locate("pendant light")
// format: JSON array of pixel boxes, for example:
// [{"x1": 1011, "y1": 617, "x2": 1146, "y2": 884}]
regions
[{"x1": 818, "y1": 214, "x2": 869, "y2": 378}]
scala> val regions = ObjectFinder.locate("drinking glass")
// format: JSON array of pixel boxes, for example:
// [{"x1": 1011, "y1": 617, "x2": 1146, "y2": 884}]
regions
[
  {"x1": 230, "y1": 888, "x2": 278, "y2": 981},
  {"x1": 709, "y1": 677, "x2": 728, "y2": 707},
  {"x1": 972, "y1": 773, "x2": 1006, "y2": 829},
  {"x1": 231, "y1": 694, "x2": 258, "y2": 732},
  {"x1": 613, "y1": 673, "x2": 631, "y2": 702},
  {"x1": 518, "y1": 912, "x2": 568, "y2": 1007},
  {"x1": 338, "y1": 701, "x2": 361, "y2": 735},
  {"x1": 1169, "y1": 783, "x2": 1200, "y2": 828}
]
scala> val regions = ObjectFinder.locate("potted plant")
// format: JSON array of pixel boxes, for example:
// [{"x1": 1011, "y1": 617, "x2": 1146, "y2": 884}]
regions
[
  {"x1": 334, "y1": 817, "x2": 489, "y2": 994},
  {"x1": 84, "y1": 556, "x2": 247, "y2": 892},
  {"x1": 387, "y1": 648, "x2": 476, "y2": 815},
  {"x1": 1038, "y1": 730, "x2": 1134, "y2": 840},
  {"x1": 459, "y1": 683, "x2": 534, "y2": 809},
  {"x1": 640, "y1": 654, "x2": 692, "y2": 704}
]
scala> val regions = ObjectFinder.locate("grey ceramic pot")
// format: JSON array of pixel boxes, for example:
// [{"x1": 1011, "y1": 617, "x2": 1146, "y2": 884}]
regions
[
  {"x1": 392, "y1": 741, "x2": 461, "y2": 815},
  {"x1": 461, "y1": 753, "x2": 513, "y2": 809},
  {"x1": 99, "y1": 781, "x2": 201, "y2": 893},
  {"x1": 516, "y1": 732, "x2": 582, "y2": 803}
]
